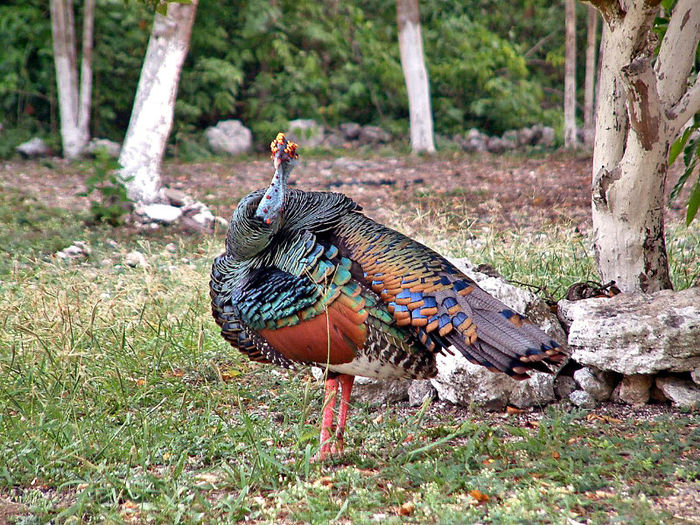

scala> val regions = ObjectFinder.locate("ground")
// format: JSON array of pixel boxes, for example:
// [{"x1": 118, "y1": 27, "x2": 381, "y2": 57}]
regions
[{"x1": 0, "y1": 150, "x2": 698, "y2": 523}]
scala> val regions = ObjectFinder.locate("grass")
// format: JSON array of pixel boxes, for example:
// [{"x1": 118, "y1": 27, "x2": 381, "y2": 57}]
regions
[{"x1": 0, "y1": 173, "x2": 699, "y2": 523}]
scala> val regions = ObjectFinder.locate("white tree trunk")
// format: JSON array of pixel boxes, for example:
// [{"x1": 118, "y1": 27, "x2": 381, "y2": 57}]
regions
[
  {"x1": 50, "y1": 0, "x2": 92, "y2": 159},
  {"x1": 119, "y1": 0, "x2": 198, "y2": 204},
  {"x1": 564, "y1": 0, "x2": 578, "y2": 148},
  {"x1": 396, "y1": 0, "x2": 435, "y2": 154},
  {"x1": 589, "y1": 0, "x2": 700, "y2": 293},
  {"x1": 583, "y1": 6, "x2": 598, "y2": 147}
]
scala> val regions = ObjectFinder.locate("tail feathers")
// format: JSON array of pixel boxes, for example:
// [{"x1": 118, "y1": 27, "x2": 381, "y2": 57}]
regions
[{"x1": 448, "y1": 306, "x2": 563, "y2": 379}]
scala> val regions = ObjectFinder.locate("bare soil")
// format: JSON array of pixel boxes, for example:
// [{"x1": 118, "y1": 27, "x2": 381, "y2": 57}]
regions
[{"x1": 1, "y1": 150, "x2": 689, "y2": 235}]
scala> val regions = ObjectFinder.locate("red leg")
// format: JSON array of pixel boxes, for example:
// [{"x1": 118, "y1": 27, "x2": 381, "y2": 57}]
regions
[
  {"x1": 332, "y1": 374, "x2": 355, "y2": 455},
  {"x1": 314, "y1": 375, "x2": 339, "y2": 462}
]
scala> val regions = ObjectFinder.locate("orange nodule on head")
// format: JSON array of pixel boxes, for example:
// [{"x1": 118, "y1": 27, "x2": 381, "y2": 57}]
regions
[{"x1": 270, "y1": 132, "x2": 299, "y2": 162}]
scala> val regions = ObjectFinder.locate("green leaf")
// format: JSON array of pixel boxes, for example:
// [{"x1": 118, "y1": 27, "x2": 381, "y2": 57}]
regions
[
  {"x1": 661, "y1": 0, "x2": 675, "y2": 11},
  {"x1": 669, "y1": 126, "x2": 694, "y2": 166},
  {"x1": 686, "y1": 181, "x2": 700, "y2": 226}
]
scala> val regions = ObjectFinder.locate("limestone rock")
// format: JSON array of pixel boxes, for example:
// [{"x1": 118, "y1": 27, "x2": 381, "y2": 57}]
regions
[
  {"x1": 85, "y1": 138, "x2": 121, "y2": 158},
  {"x1": 559, "y1": 288, "x2": 700, "y2": 374},
  {"x1": 162, "y1": 187, "x2": 193, "y2": 207},
  {"x1": 573, "y1": 367, "x2": 616, "y2": 401},
  {"x1": 358, "y1": 125, "x2": 391, "y2": 145},
  {"x1": 554, "y1": 375, "x2": 577, "y2": 400},
  {"x1": 617, "y1": 374, "x2": 653, "y2": 405},
  {"x1": 692, "y1": 368, "x2": 700, "y2": 385},
  {"x1": 56, "y1": 241, "x2": 91, "y2": 261},
  {"x1": 339, "y1": 122, "x2": 362, "y2": 140},
  {"x1": 205, "y1": 120, "x2": 252, "y2": 156},
  {"x1": 136, "y1": 203, "x2": 183, "y2": 224},
  {"x1": 16, "y1": 137, "x2": 50, "y2": 158},
  {"x1": 287, "y1": 119, "x2": 325, "y2": 148},
  {"x1": 125, "y1": 251, "x2": 148, "y2": 268},
  {"x1": 349, "y1": 377, "x2": 410, "y2": 406},
  {"x1": 569, "y1": 390, "x2": 596, "y2": 408},
  {"x1": 539, "y1": 126, "x2": 555, "y2": 147},
  {"x1": 655, "y1": 377, "x2": 700, "y2": 409},
  {"x1": 408, "y1": 380, "x2": 437, "y2": 407}
]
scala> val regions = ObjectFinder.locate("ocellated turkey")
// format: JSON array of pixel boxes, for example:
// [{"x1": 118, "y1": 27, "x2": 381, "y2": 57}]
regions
[{"x1": 210, "y1": 133, "x2": 565, "y2": 460}]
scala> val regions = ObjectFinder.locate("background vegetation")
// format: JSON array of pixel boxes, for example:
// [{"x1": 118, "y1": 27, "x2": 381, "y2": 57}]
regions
[{"x1": 1, "y1": 0, "x2": 587, "y2": 154}]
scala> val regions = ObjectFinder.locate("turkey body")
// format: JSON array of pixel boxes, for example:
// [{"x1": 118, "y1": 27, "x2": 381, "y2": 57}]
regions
[{"x1": 210, "y1": 134, "x2": 564, "y2": 459}]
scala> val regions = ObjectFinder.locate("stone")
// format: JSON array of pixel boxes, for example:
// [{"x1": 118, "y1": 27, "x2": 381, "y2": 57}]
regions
[
  {"x1": 539, "y1": 126, "x2": 555, "y2": 147},
  {"x1": 432, "y1": 353, "x2": 512, "y2": 409},
  {"x1": 205, "y1": 120, "x2": 252, "y2": 156},
  {"x1": 136, "y1": 203, "x2": 183, "y2": 224},
  {"x1": 358, "y1": 125, "x2": 391, "y2": 145},
  {"x1": 692, "y1": 368, "x2": 700, "y2": 385},
  {"x1": 559, "y1": 288, "x2": 700, "y2": 375},
  {"x1": 520, "y1": 126, "x2": 539, "y2": 146},
  {"x1": 56, "y1": 241, "x2": 91, "y2": 261},
  {"x1": 349, "y1": 377, "x2": 410, "y2": 406},
  {"x1": 569, "y1": 390, "x2": 596, "y2": 409},
  {"x1": 322, "y1": 130, "x2": 345, "y2": 148},
  {"x1": 554, "y1": 375, "x2": 577, "y2": 400},
  {"x1": 408, "y1": 380, "x2": 437, "y2": 407},
  {"x1": 617, "y1": 374, "x2": 653, "y2": 405},
  {"x1": 162, "y1": 187, "x2": 192, "y2": 207},
  {"x1": 656, "y1": 376, "x2": 700, "y2": 409},
  {"x1": 486, "y1": 137, "x2": 508, "y2": 153},
  {"x1": 509, "y1": 372, "x2": 556, "y2": 408},
  {"x1": 287, "y1": 119, "x2": 325, "y2": 148},
  {"x1": 339, "y1": 122, "x2": 362, "y2": 140},
  {"x1": 125, "y1": 251, "x2": 148, "y2": 268},
  {"x1": 16, "y1": 137, "x2": 50, "y2": 158},
  {"x1": 85, "y1": 138, "x2": 121, "y2": 158},
  {"x1": 573, "y1": 367, "x2": 616, "y2": 401}
]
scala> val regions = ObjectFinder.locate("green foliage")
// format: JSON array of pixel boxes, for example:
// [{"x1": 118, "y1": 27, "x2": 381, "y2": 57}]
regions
[
  {"x1": 77, "y1": 151, "x2": 132, "y2": 226},
  {"x1": 669, "y1": 120, "x2": 700, "y2": 225},
  {"x1": 2, "y1": 0, "x2": 562, "y2": 153}
]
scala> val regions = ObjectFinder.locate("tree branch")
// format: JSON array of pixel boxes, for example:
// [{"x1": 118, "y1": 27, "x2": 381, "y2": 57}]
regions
[
  {"x1": 621, "y1": 55, "x2": 662, "y2": 150},
  {"x1": 655, "y1": 0, "x2": 700, "y2": 107},
  {"x1": 667, "y1": 74, "x2": 700, "y2": 136}
]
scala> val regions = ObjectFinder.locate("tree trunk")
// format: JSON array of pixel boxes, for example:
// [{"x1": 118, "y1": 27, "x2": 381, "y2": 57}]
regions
[
  {"x1": 50, "y1": 0, "x2": 92, "y2": 159},
  {"x1": 583, "y1": 6, "x2": 598, "y2": 147},
  {"x1": 396, "y1": 0, "x2": 435, "y2": 154},
  {"x1": 589, "y1": 0, "x2": 700, "y2": 293},
  {"x1": 119, "y1": 0, "x2": 198, "y2": 204},
  {"x1": 564, "y1": 0, "x2": 578, "y2": 148}
]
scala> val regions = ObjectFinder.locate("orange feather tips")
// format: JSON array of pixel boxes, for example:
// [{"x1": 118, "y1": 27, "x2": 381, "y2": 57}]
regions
[{"x1": 270, "y1": 132, "x2": 299, "y2": 162}]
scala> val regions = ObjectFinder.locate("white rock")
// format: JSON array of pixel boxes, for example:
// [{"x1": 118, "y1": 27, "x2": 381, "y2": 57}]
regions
[
  {"x1": 16, "y1": 137, "x2": 51, "y2": 158},
  {"x1": 56, "y1": 241, "x2": 91, "y2": 261},
  {"x1": 559, "y1": 288, "x2": 700, "y2": 374},
  {"x1": 573, "y1": 367, "x2": 616, "y2": 401},
  {"x1": 509, "y1": 371, "x2": 556, "y2": 408},
  {"x1": 408, "y1": 380, "x2": 437, "y2": 407},
  {"x1": 655, "y1": 377, "x2": 700, "y2": 409},
  {"x1": 569, "y1": 390, "x2": 596, "y2": 408},
  {"x1": 539, "y1": 126, "x2": 555, "y2": 147},
  {"x1": 205, "y1": 120, "x2": 252, "y2": 156},
  {"x1": 137, "y1": 204, "x2": 182, "y2": 224},
  {"x1": 432, "y1": 353, "x2": 511, "y2": 409},
  {"x1": 287, "y1": 119, "x2": 325, "y2": 148},
  {"x1": 617, "y1": 374, "x2": 653, "y2": 405},
  {"x1": 125, "y1": 251, "x2": 148, "y2": 268},
  {"x1": 85, "y1": 138, "x2": 121, "y2": 158}
]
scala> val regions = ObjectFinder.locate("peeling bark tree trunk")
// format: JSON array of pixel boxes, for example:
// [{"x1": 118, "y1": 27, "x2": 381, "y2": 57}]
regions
[
  {"x1": 588, "y1": 0, "x2": 700, "y2": 293},
  {"x1": 583, "y1": 6, "x2": 598, "y2": 147},
  {"x1": 396, "y1": 0, "x2": 435, "y2": 153},
  {"x1": 49, "y1": 0, "x2": 94, "y2": 159},
  {"x1": 564, "y1": 0, "x2": 578, "y2": 148},
  {"x1": 119, "y1": 0, "x2": 198, "y2": 204}
]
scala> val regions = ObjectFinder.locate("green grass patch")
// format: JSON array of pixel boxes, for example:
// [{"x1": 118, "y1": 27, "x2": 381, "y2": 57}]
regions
[{"x1": 0, "y1": 189, "x2": 698, "y2": 523}]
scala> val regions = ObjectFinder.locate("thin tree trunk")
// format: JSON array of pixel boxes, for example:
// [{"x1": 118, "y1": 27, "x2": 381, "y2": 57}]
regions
[
  {"x1": 77, "y1": 0, "x2": 95, "y2": 144},
  {"x1": 50, "y1": 0, "x2": 84, "y2": 159},
  {"x1": 564, "y1": 0, "x2": 578, "y2": 148},
  {"x1": 396, "y1": 0, "x2": 435, "y2": 154},
  {"x1": 588, "y1": 0, "x2": 700, "y2": 293},
  {"x1": 583, "y1": 6, "x2": 598, "y2": 147},
  {"x1": 119, "y1": 0, "x2": 198, "y2": 204}
]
